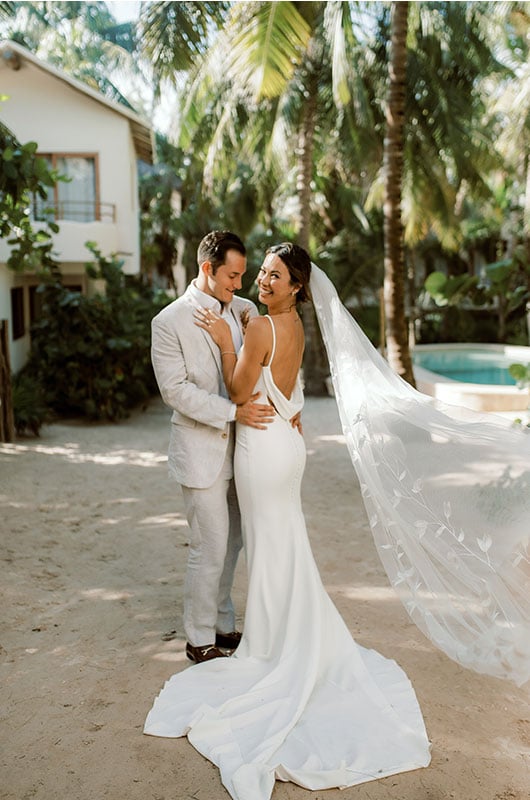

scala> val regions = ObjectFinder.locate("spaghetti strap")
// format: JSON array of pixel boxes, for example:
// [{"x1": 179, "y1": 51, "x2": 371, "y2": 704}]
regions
[{"x1": 265, "y1": 315, "x2": 276, "y2": 364}]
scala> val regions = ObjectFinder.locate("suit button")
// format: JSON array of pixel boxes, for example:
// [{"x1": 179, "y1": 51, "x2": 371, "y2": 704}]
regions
[{"x1": 221, "y1": 432, "x2": 228, "y2": 439}]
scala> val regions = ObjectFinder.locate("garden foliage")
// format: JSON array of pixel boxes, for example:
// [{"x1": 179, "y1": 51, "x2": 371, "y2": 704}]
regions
[
  {"x1": 19, "y1": 244, "x2": 170, "y2": 423},
  {"x1": 0, "y1": 119, "x2": 59, "y2": 273}
]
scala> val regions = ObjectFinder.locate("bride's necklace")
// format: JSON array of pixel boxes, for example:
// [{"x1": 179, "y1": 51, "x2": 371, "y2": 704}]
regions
[{"x1": 271, "y1": 305, "x2": 299, "y2": 320}]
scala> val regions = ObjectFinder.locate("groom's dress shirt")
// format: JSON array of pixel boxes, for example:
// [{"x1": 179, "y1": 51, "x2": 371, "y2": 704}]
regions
[{"x1": 188, "y1": 281, "x2": 243, "y2": 351}]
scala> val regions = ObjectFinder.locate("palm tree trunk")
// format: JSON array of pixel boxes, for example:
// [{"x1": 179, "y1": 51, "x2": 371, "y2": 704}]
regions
[
  {"x1": 383, "y1": 1, "x2": 415, "y2": 386},
  {"x1": 298, "y1": 50, "x2": 329, "y2": 396}
]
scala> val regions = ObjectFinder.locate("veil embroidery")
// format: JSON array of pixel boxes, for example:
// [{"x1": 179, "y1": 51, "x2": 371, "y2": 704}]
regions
[{"x1": 310, "y1": 263, "x2": 530, "y2": 686}]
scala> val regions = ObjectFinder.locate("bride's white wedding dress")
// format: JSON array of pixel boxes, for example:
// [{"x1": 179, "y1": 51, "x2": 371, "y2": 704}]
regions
[{"x1": 144, "y1": 315, "x2": 431, "y2": 800}]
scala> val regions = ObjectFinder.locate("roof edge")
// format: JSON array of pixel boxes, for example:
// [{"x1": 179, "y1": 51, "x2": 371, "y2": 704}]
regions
[{"x1": 0, "y1": 40, "x2": 154, "y2": 163}]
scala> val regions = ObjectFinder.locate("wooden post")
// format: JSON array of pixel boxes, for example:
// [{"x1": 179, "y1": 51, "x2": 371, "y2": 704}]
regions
[{"x1": 0, "y1": 320, "x2": 15, "y2": 442}]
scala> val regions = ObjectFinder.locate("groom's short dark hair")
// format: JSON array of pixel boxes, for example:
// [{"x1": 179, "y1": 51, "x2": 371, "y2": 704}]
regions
[{"x1": 197, "y1": 231, "x2": 246, "y2": 273}]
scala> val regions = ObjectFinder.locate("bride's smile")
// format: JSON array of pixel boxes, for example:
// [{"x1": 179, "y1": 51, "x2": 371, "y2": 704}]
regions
[{"x1": 256, "y1": 254, "x2": 300, "y2": 313}]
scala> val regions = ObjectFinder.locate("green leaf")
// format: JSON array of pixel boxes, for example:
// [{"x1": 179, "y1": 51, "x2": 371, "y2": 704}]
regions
[
  {"x1": 508, "y1": 363, "x2": 530, "y2": 385},
  {"x1": 85, "y1": 264, "x2": 98, "y2": 279},
  {"x1": 3, "y1": 161, "x2": 16, "y2": 178},
  {"x1": 21, "y1": 141, "x2": 39, "y2": 155},
  {"x1": 107, "y1": 337, "x2": 132, "y2": 350},
  {"x1": 484, "y1": 259, "x2": 512, "y2": 284},
  {"x1": 424, "y1": 271, "x2": 447, "y2": 296},
  {"x1": 227, "y1": 1, "x2": 311, "y2": 101}
]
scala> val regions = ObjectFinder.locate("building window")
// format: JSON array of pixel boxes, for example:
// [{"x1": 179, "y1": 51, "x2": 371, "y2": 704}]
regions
[
  {"x1": 11, "y1": 287, "x2": 25, "y2": 340},
  {"x1": 33, "y1": 153, "x2": 113, "y2": 222}
]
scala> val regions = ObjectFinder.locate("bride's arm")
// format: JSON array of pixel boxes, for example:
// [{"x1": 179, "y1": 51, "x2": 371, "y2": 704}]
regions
[{"x1": 225, "y1": 318, "x2": 269, "y2": 404}]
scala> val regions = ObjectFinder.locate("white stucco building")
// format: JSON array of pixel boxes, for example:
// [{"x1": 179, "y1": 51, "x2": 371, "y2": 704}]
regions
[{"x1": 0, "y1": 40, "x2": 153, "y2": 372}]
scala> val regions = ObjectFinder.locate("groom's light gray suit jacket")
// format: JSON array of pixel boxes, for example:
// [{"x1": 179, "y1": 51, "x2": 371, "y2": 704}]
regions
[{"x1": 151, "y1": 285, "x2": 257, "y2": 489}]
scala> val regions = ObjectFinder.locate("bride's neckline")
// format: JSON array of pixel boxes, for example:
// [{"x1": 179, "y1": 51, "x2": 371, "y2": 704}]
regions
[{"x1": 269, "y1": 306, "x2": 300, "y2": 320}]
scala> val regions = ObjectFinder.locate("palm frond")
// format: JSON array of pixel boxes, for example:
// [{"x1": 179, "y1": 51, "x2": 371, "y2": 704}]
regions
[
  {"x1": 138, "y1": 0, "x2": 229, "y2": 85},
  {"x1": 323, "y1": 1, "x2": 351, "y2": 106},
  {"x1": 225, "y1": 1, "x2": 311, "y2": 100},
  {"x1": 0, "y1": 1, "x2": 15, "y2": 19}
]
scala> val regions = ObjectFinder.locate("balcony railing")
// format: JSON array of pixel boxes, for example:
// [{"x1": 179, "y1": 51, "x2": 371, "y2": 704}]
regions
[{"x1": 31, "y1": 199, "x2": 116, "y2": 224}]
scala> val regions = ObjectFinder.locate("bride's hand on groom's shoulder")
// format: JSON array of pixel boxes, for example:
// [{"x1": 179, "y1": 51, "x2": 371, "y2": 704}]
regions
[
  {"x1": 239, "y1": 308, "x2": 250, "y2": 334},
  {"x1": 194, "y1": 306, "x2": 231, "y2": 348}
]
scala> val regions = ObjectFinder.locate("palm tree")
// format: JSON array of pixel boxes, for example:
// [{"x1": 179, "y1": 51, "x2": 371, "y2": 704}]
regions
[
  {"x1": 491, "y1": 5, "x2": 530, "y2": 239},
  {"x1": 365, "y1": 1, "x2": 509, "y2": 375},
  {"x1": 383, "y1": 1, "x2": 414, "y2": 384}
]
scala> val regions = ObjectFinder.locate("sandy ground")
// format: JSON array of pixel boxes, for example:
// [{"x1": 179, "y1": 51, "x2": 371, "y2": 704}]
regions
[{"x1": 1, "y1": 395, "x2": 529, "y2": 800}]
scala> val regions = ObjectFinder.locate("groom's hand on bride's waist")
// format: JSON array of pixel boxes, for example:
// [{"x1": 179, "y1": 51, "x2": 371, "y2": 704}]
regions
[
  {"x1": 290, "y1": 411, "x2": 303, "y2": 435},
  {"x1": 236, "y1": 393, "x2": 275, "y2": 429}
]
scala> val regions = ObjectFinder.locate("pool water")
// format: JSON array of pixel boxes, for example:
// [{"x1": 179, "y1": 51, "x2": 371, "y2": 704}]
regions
[{"x1": 413, "y1": 348, "x2": 518, "y2": 386}]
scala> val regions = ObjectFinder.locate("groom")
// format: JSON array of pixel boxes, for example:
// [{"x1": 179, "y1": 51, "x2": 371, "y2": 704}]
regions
[{"x1": 151, "y1": 230, "x2": 275, "y2": 663}]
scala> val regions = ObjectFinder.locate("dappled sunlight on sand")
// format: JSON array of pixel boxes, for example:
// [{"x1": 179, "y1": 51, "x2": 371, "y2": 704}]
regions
[
  {"x1": 333, "y1": 581, "x2": 527, "y2": 619},
  {"x1": 140, "y1": 513, "x2": 187, "y2": 527},
  {"x1": 108, "y1": 497, "x2": 140, "y2": 505},
  {"x1": 0, "y1": 441, "x2": 166, "y2": 467},
  {"x1": 494, "y1": 736, "x2": 530, "y2": 758},
  {"x1": 152, "y1": 651, "x2": 188, "y2": 663},
  {"x1": 306, "y1": 433, "x2": 347, "y2": 456},
  {"x1": 0, "y1": 498, "x2": 40, "y2": 508},
  {"x1": 333, "y1": 584, "x2": 397, "y2": 602},
  {"x1": 140, "y1": 632, "x2": 188, "y2": 663},
  {"x1": 80, "y1": 588, "x2": 135, "y2": 601}
]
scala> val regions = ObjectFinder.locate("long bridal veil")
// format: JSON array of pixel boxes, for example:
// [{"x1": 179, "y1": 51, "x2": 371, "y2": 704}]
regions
[{"x1": 310, "y1": 263, "x2": 530, "y2": 687}]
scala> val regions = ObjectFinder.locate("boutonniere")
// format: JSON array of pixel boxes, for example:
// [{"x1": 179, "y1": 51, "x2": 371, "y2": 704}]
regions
[{"x1": 239, "y1": 308, "x2": 250, "y2": 334}]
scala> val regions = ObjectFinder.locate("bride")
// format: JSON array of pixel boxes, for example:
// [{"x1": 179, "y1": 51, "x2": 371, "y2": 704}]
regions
[
  {"x1": 144, "y1": 243, "x2": 432, "y2": 800},
  {"x1": 145, "y1": 243, "x2": 529, "y2": 800}
]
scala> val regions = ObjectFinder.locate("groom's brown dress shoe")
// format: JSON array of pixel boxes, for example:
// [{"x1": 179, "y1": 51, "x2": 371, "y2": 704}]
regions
[
  {"x1": 186, "y1": 642, "x2": 228, "y2": 663},
  {"x1": 215, "y1": 631, "x2": 242, "y2": 650}
]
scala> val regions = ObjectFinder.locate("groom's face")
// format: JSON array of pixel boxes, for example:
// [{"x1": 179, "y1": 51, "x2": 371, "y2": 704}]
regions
[{"x1": 203, "y1": 249, "x2": 247, "y2": 306}]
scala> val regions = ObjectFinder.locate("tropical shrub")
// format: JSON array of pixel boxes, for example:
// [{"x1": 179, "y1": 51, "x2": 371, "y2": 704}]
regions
[
  {"x1": 23, "y1": 245, "x2": 170, "y2": 421},
  {"x1": 11, "y1": 369, "x2": 50, "y2": 436}
]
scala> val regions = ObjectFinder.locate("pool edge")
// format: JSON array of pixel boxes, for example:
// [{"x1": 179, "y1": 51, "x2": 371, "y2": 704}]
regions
[{"x1": 413, "y1": 343, "x2": 530, "y2": 412}]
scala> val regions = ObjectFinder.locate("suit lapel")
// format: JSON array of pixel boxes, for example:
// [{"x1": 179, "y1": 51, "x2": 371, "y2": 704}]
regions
[
  {"x1": 183, "y1": 287, "x2": 224, "y2": 378},
  {"x1": 202, "y1": 327, "x2": 223, "y2": 375}
]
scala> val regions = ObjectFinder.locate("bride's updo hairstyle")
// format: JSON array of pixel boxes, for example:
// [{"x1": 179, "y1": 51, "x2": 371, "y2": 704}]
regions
[{"x1": 267, "y1": 243, "x2": 312, "y2": 303}]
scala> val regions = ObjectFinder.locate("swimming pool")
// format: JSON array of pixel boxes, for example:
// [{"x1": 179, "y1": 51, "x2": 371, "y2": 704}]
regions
[
  {"x1": 412, "y1": 343, "x2": 530, "y2": 412},
  {"x1": 413, "y1": 347, "x2": 520, "y2": 385}
]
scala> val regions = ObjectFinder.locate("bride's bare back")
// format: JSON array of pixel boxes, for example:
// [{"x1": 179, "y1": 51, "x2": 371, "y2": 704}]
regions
[{"x1": 261, "y1": 312, "x2": 304, "y2": 401}]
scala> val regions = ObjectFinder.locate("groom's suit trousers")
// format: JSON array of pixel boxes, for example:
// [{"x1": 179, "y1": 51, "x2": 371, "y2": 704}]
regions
[{"x1": 180, "y1": 429, "x2": 242, "y2": 647}]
